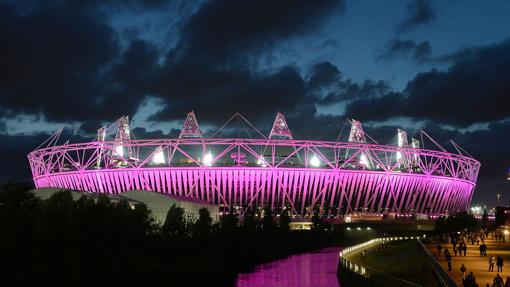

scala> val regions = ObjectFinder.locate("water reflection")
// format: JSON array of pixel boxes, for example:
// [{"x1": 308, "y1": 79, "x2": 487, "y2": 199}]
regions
[{"x1": 236, "y1": 247, "x2": 341, "y2": 287}]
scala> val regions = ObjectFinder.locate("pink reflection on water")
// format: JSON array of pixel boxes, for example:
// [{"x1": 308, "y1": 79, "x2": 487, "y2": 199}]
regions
[{"x1": 236, "y1": 247, "x2": 341, "y2": 287}]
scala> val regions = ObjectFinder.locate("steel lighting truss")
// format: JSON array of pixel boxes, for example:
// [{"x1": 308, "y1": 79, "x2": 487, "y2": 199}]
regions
[{"x1": 28, "y1": 112, "x2": 480, "y2": 217}]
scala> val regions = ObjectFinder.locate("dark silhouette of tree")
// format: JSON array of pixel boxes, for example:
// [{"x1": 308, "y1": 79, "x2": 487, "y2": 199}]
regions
[
  {"x1": 242, "y1": 208, "x2": 257, "y2": 231},
  {"x1": 221, "y1": 210, "x2": 238, "y2": 232},
  {"x1": 279, "y1": 208, "x2": 291, "y2": 232},
  {"x1": 162, "y1": 204, "x2": 186, "y2": 237},
  {"x1": 0, "y1": 183, "x2": 342, "y2": 287},
  {"x1": 446, "y1": 211, "x2": 478, "y2": 231},
  {"x1": 482, "y1": 208, "x2": 489, "y2": 228},
  {"x1": 434, "y1": 216, "x2": 447, "y2": 233},
  {"x1": 0, "y1": 182, "x2": 39, "y2": 286},
  {"x1": 435, "y1": 212, "x2": 478, "y2": 233},
  {"x1": 262, "y1": 207, "x2": 275, "y2": 232},
  {"x1": 311, "y1": 206, "x2": 321, "y2": 231},
  {"x1": 194, "y1": 207, "x2": 212, "y2": 237}
]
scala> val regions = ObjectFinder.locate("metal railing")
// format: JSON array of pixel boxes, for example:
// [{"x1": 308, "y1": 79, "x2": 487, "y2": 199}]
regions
[{"x1": 416, "y1": 240, "x2": 457, "y2": 287}]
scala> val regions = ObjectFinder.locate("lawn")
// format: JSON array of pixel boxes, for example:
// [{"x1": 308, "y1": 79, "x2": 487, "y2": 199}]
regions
[{"x1": 360, "y1": 240, "x2": 440, "y2": 287}]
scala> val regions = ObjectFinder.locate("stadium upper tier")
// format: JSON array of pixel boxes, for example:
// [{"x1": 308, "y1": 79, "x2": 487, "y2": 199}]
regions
[{"x1": 28, "y1": 112, "x2": 480, "y2": 217}]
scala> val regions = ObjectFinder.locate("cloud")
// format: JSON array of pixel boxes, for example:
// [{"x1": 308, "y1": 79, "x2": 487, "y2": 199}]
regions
[
  {"x1": 318, "y1": 80, "x2": 390, "y2": 106},
  {"x1": 171, "y1": 0, "x2": 345, "y2": 66},
  {"x1": 0, "y1": 0, "x2": 345, "y2": 127},
  {"x1": 0, "y1": 2, "x2": 119, "y2": 122},
  {"x1": 345, "y1": 38, "x2": 510, "y2": 126},
  {"x1": 377, "y1": 39, "x2": 432, "y2": 63},
  {"x1": 0, "y1": 1, "x2": 165, "y2": 129},
  {"x1": 397, "y1": 0, "x2": 435, "y2": 32},
  {"x1": 148, "y1": 0, "x2": 345, "y2": 122},
  {"x1": 307, "y1": 61, "x2": 342, "y2": 90}
]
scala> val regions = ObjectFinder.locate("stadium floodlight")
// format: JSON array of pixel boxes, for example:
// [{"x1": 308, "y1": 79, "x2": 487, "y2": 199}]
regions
[
  {"x1": 114, "y1": 144, "x2": 124, "y2": 157},
  {"x1": 257, "y1": 157, "x2": 267, "y2": 167},
  {"x1": 309, "y1": 155, "x2": 321, "y2": 167},
  {"x1": 152, "y1": 146, "x2": 165, "y2": 164},
  {"x1": 203, "y1": 151, "x2": 213, "y2": 166},
  {"x1": 360, "y1": 153, "x2": 369, "y2": 167},
  {"x1": 396, "y1": 129, "x2": 408, "y2": 162}
]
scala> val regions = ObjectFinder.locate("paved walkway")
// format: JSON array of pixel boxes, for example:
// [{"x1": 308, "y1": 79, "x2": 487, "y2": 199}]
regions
[{"x1": 428, "y1": 239, "x2": 510, "y2": 286}]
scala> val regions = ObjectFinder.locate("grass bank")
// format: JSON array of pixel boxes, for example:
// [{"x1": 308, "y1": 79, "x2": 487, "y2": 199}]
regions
[{"x1": 360, "y1": 240, "x2": 439, "y2": 286}]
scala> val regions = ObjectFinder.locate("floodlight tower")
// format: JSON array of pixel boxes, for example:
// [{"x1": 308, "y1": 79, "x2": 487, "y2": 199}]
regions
[
  {"x1": 96, "y1": 127, "x2": 107, "y2": 167},
  {"x1": 267, "y1": 112, "x2": 302, "y2": 166},
  {"x1": 178, "y1": 111, "x2": 203, "y2": 139},
  {"x1": 348, "y1": 119, "x2": 366, "y2": 144},
  {"x1": 174, "y1": 111, "x2": 207, "y2": 165},
  {"x1": 347, "y1": 119, "x2": 372, "y2": 168},
  {"x1": 411, "y1": 138, "x2": 420, "y2": 168},
  {"x1": 396, "y1": 129, "x2": 409, "y2": 169},
  {"x1": 113, "y1": 116, "x2": 134, "y2": 159},
  {"x1": 268, "y1": 112, "x2": 293, "y2": 140}
]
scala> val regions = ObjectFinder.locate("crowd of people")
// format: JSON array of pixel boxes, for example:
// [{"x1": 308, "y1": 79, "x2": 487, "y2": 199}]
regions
[{"x1": 434, "y1": 229, "x2": 510, "y2": 287}]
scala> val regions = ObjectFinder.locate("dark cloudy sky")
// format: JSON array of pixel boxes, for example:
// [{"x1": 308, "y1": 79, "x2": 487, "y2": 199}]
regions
[{"x1": 1, "y1": 0, "x2": 510, "y2": 207}]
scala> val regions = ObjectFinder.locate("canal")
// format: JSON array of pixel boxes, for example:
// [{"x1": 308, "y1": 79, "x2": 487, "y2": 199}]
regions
[{"x1": 235, "y1": 247, "x2": 341, "y2": 287}]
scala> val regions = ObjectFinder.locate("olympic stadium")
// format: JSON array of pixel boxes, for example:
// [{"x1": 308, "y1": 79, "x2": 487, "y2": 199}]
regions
[{"x1": 28, "y1": 111, "x2": 480, "y2": 219}]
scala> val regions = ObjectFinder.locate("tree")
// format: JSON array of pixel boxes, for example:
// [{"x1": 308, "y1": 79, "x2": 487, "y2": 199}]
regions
[
  {"x1": 311, "y1": 206, "x2": 321, "y2": 231},
  {"x1": 220, "y1": 210, "x2": 238, "y2": 232},
  {"x1": 194, "y1": 207, "x2": 212, "y2": 237},
  {"x1": 434, "y1": 216, "x2": 447, "y2": 233},
  {"x1": 242, "y1": 209, "x2": 257, "y2": 232},
  {"x1": 162, "y1": 204, "x2": 186, "y2": 237},
  {"x1": 435, "y1": 212, "x2": 478, "y2": 233},
  {"x1": 279, "y1": 208, "x2": 291, "y2": 232},
  {"x1": 446, "y1": 212, "x2": 477, "y2": 231},
  {"x1": 0, "y1": 182, "x2": 40, "y2": 285},
  {"x1": 482, "y1": 209, "x2": 489, "y2": 228},
  {"x1": 262, "y1": 207, "x2": 275, "y2": 232}
]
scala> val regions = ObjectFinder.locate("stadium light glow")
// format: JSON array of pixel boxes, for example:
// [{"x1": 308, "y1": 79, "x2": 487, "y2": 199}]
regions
[
  {"x1": 360, "y1": 153, "x2": 369, "y2": 167},
  {"x1": 396, "y1": 129, "x2": 408, "y2": 163},
  {"x1": 203, "y1": 151, "x2": 213, "y2": 166},
  {"x1": 152, "y1": 146, "x2": 165, "y2": 164},
  {"x1": 114, "y1": 144, "x2": 124, "y2": 157},
  {"x1": 309, "y1": 155, "x2": 321, "y2": 167},
  {"x1": 257, "y1": 157, "x2": 268, "y2": 167}
]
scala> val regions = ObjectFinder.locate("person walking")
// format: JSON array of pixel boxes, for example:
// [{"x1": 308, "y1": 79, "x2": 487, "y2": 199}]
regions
[
  {"x1": 454, "y1": 245, "x2": 458, "y2": 256},
  {"x1": 460, "y1": 264, "x2": 467, "y2": 280},
  {"x1": 463, "y1": 243, "x2": 468, "y2": 256},
  {"x1": 505, "y1": 276, "x2": 510, "y2": 287},
  {"x1": 490, "y1": 255, "x2": 496, "y2": 272},
  {"x1": 481, "y1": 242, "x2": 487, "y2": 256},
  {"x1": 497, "y1": 255, "x2": 504, "y2": 272},
  {"x1": 494, "y1": 273, "x2": 504, "y2": 287},
  {"x1": 436, "y1": 243, "x2": 442, "y2": 257},
  {"x1": 479, "y1": 243, "x2": 483, "y2": 256},
  {"x1": 464, "y1": 272, "x2": 476, "y2": 287},
  {"x1": 445, "y1": 250, "x2": 452, "y2": 271}
]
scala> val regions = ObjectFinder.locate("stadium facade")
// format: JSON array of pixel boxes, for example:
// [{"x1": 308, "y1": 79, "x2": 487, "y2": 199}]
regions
[{"x1": 28, "y1": 112, "x2": 480, "y2": 218}]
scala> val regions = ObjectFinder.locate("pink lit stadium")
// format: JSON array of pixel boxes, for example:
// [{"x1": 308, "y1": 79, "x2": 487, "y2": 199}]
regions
[{"x1": 28, "y1": 111, "x2": 480, "y2": 218}]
